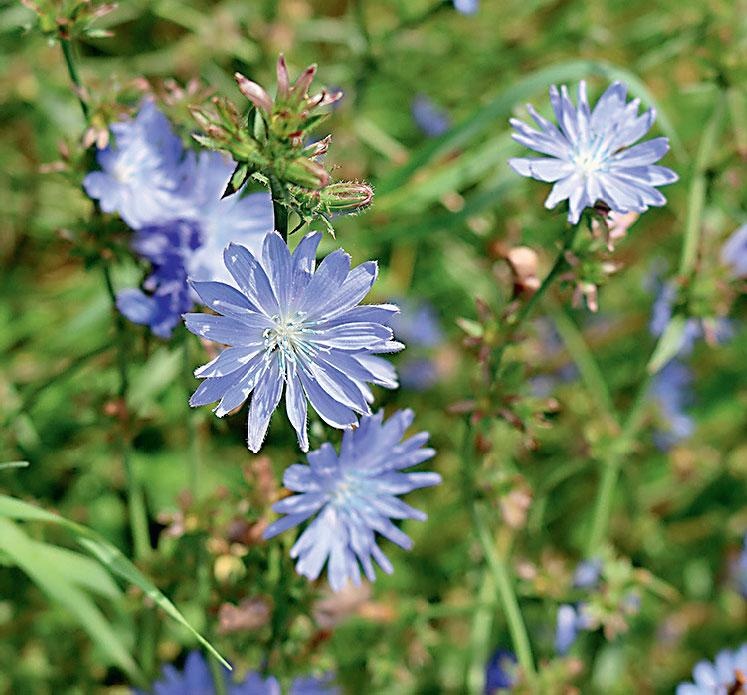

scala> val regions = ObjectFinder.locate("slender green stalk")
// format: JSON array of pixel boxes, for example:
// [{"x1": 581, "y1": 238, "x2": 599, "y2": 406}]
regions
[
  {"x1": 101, "y1": 265, "x2": 150, "y2": 561},
  {"x1": 678, "y1": 92, "x2": 726, "y2": 278},
  {"x1": 466, "y1": 569, "x2": 497, "y2": 693},
  {"x1": 59, "y1": 37, "x2": 90, "y2": 120},
  {"x1": 473, "y1": 503, "x2": 536, "y2": 683},
  {"x1": 585, "y1": 372, "x2": 652, "y2": 556},
  {"x1": 208, "y1": 655, "x2": 228, "y2": 695},
  {"x1": 510, "y1": 244, "x2": 570, "y2": 334},
  {"x1": 549, "y1": 302, "x2": 617, "y2": 420},
  {"x1": 269, "y1": 175, "x2": 289, "y2": 241},
  {"x1": 183, "y1": 335, "x2": 200, "y2": 493}
]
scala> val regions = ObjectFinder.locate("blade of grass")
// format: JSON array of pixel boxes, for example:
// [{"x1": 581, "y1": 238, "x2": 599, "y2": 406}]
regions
[{"x1": 0, "y1": 494, "x2": 232, "y2": 670}]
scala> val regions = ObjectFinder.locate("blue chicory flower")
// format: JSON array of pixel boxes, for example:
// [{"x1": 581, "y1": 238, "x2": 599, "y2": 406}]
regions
[
  {"x1": 650, "y1": 360, "x2": 695, "y2": 450},
  {"x1": 263, "y1": 409, "x2": 440, "y2": 592},
  {"x1": 117, "y1": 219, "x2": 202, "y2": 338},
  {"x1": 411, "y1": 95, "x2": 451, "y2": 137},
  {"x1": 133, "y1": 651, "x2": 339, "y2": 695},
  {"x1": 508, "y1": 81, "x2": 678, "y2": 224},
  {"x1": 484, "y1": 649, "x2": 517, "y2": 693},
  {"x1": 185, "y1": 232, "x2": 402, "y2": 452},
  {"x1": 399, "y1": 357, "x2": 440, "y2": 391},
  {"x1": 453, "y1": 0, "x2": 479, "y2": 14},
  {"x1": 389, "y1": 299, "x2": 443, "y2": 349},
  {"x1": 721, "y1": 223, "x2": 747, "y2": 278},
  {"x1": 573, "y1": 558, "x2": 602, "y2": 589},
  {"x1": 83, "y1": 99, "x2": 193, "y2": 229},
  {"x1": 184, "y1": 150, "x2": 274, "y2": 284},
  {"x1": 554, "y1": 603, "x2": 592, "y2": 655},
  {"x1": 649, "y1": 279, "x2": 733, "y2": 359},
  {"x1": 676, "y1": 643, "x2": 747, "y2": 695}
]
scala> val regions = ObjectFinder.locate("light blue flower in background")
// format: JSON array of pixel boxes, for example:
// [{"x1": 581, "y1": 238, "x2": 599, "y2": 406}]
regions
[
  {"x1": 263, "y1": 409, "x2": 440, "y2": 592},
  {"x1": 117, "y1": 219, "x2": 201, "y2": 338},
  {"x1": 453, "y1": 0, "x2": 479, "y2": 14},
  {"x1": 484, "y1": 648, "x2": 517, "y2": 693},
  {"x1": 721, "y1": 223, "x2": 747, "y2": 278},
  {"x1": 185, "y1": 232, "x2": 402, "y2": 452},
  {"x1": 509, "y1": 81, "x2": 678, "y2": 224},
  {"x1": 554, "y1": 603, "x2": 592, "y2": 655},
  {"x1": 573, "y1": 558, "x2": 602, "y2": 589},
  {"x1": 185, "y1": 150, "x2": 274, "y2": 284},
  {"x1": 676, "y1": 643, "x2": 747, "y2": 695},
  {"x1": 650, "y1": 360, "x2": 695, "y2": 450},
  {"x1": 133, "y1": 651, "x2": 339, "y2": 695},
  {"x1": 412, "y1": 95, "x2": 451, "y2": 137},
  {"x1": 83, "y1": 100, "x2": 193, "y2": 229}
]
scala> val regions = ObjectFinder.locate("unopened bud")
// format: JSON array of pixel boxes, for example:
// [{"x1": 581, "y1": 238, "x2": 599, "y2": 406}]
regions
[
  {"x1": 276, "y1": 54, "x2": 290, "y2": 100},
  {"x1": 234, "y1": 72, "x2": 273, "y2": 113},
  {"x1": 283, "y1": 157, "x2": 330, "y2": 189},
  {"x1": 320, "y1": 180, "x2": 374, "y2": 212},
  {"x1": 292, "y1": 64, "x2": 317, "y2": 103}
]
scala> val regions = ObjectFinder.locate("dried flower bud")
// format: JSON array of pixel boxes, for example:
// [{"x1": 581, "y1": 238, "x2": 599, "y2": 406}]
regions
[
  {"x1": 506, "y1": 246, "x2": 540, "y2": 295},
  {"x1": 218, "y1": 598, "x2": 271, "y2": 634},
  {"x1": 319, "y1": 180, "x2": 374, "y2": 212}
]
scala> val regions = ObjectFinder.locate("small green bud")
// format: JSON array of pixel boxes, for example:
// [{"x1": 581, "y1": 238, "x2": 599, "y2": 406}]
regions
[{"x1": 319, "y1": 181, "x2": 374, "y2": 212}]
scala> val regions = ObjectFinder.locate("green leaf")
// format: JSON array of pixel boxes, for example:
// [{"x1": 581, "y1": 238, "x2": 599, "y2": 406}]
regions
[
  {"x1": 0, "y1": 494, "x2": 231, "y2": 670},
  {"x1": 647, "y1": 315, "x2": 687, "y2": 374},
  {"x1": 0, "y1": 518, "x2": 143, "y2": 684}
]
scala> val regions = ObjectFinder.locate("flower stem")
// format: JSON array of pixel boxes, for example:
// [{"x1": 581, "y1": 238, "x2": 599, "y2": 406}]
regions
[
  {"x1": 59, "y1": 37, "x2": 90, "y2": 121},
  {"x1": 678, "y1": 92, "x2": 726, "y2": 279},
  {"x1": 585, "y1": 372, "x2": 652, "y2": 556},
  {"x1": 183, "y1": 335, "x2": 200, "y2": 494},
  {"x1": 269, "y1": 175, "x2": 288, "y2": 242},
  {"x1": 102, "y1": 265, "x2": 151, "y2": 561},
  {"x1": 473, "y1": 503, "x2": 536, "y2": 684}
]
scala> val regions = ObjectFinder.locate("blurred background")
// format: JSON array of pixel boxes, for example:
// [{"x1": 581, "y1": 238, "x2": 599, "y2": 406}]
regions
[{"x1": 1, "y1": 0, "x2": 746, "y2": 692}]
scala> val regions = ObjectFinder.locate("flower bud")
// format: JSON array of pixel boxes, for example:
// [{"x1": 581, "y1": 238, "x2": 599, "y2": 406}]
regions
[
  {"x1": 319, "y1": 180, "x2": 374, "y2": 212},
  {"x1": 283, "y1": 157, "x2": 330, "y2": 189},
  {"x1": 234, "y1": 72, "x2": 273, "y2": 113},
  {"x1": 276, "y1": 54, "x2": 290, "y2": 101}
]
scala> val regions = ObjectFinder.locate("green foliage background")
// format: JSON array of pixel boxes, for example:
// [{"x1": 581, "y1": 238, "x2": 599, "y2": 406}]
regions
[{"x1": 0, "y1": 0, "x2": 746, "y2": 692}]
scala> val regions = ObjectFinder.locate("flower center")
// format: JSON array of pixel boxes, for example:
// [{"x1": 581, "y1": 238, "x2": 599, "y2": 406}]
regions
[
  {"x1": 263, "y1": 312, "x2": 315, "y2": 370},
  {"x1": 573, "y1": 148, "x2": 604, "y2": 175}
]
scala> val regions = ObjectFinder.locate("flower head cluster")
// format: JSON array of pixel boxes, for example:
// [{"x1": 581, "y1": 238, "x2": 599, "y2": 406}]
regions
[
  {"x1": 133, "y1": 650, "x2": 339, "y2": 695},
  {"x1": 509, "y1": 81, "x2": 678, "y2": 224},
  {"x1": 555, "y1": 603, "x2": 593, "y2": 655},
  {"x1": 676, "y1": 643, "x2": 747, "y2": 695},
  {"x1": 186, "y1": 232, "x2": 402, "y2": 452},
  {"x1": 263, "y1": 409, "x2": 440, "y2": 591},
  {"x1": 84, "y1": 100, "x2": 274, "y2": 336},
  {"x1": 190, "y1": 56, "x2": 372, "y2": 232}
]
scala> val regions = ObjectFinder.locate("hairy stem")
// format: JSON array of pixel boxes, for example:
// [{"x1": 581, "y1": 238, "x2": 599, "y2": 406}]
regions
[{"x1": 269, "y1": 175, "x2": 289, "y2": 241}]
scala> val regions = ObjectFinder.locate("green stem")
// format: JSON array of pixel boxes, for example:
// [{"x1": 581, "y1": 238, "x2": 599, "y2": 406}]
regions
[
  {"x1": 59, "y1": 37, "x2": 90, "y2": 120},
  {"x1": 269, "y1": 175, "x2": 288, "y2": 241},
  {"x1": 473, "y1": 503, "x2": 536, "y2": 683},
  {"x1": 511, "y1": 245, "x2": 570, "y2": 334},
  {"x1": 102, "y1": 265, "x2": 150, "y2": 560},
  {"x1": 208, "y1": 655, "x2": 228, "y2": 695},
  {"x1": 549, "y1": 301, "x2": 617, "y2": 420},
  {"x1": 678, "y1": 92, "x2": 726, "y2": 278},
  {"x1": 183, "y1": 335, "x2": 200, "y2": 494},
  {"x1": 585, "y1": 373, "x2": 652, "y2": 556}
]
